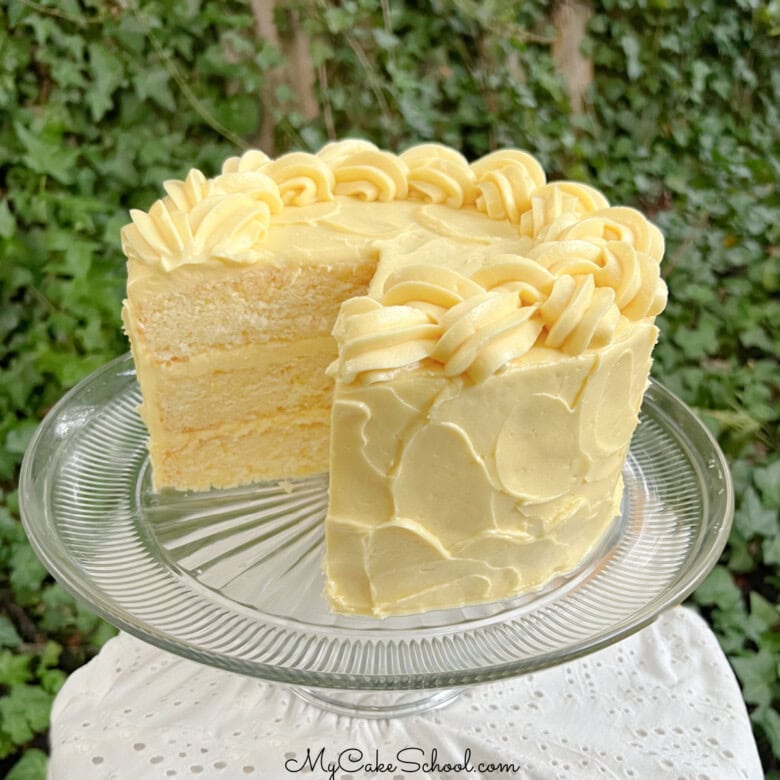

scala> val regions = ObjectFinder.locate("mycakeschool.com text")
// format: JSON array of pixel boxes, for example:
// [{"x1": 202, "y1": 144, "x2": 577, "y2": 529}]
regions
[{"x1": 284, "y1": 746, "x2": 521, "y2": 778}]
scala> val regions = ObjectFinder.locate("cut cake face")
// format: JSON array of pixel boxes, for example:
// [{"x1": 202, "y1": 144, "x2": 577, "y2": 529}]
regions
[{"x1": 120, "y1": 140, "x2": 667, "y2": 616}]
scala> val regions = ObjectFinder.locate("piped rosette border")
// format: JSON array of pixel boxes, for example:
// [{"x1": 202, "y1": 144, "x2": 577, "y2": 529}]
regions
[
  {"x1": 329, "y1": 236, "x2": 667, "y2": 386},
  {"x1": 120, "y1": 140, "x2": 666, "y2": 275}
]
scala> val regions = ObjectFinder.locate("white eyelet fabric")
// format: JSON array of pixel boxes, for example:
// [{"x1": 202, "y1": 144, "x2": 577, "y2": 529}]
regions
[{"x1": 48, "y1": 607, "x2": 761, "y2": 780}]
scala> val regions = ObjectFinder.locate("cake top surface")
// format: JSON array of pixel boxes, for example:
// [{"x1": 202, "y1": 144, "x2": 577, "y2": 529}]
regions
[
  {"x1": 122, "y1": 140, "x2": 667, "y2": 380},
  {"x1": 120, "y1": 139, "x2": 664, "y2": 270}
]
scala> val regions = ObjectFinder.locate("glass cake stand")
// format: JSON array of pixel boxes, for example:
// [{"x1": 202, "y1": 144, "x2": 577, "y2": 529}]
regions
[{"x1": 20, "y1": 354, "x2": 733, "y2": 718}]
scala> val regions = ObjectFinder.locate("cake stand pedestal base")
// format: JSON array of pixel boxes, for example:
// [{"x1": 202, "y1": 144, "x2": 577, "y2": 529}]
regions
[{"x1": 291, "y1": 686, "x2": 462, "y2": 718}]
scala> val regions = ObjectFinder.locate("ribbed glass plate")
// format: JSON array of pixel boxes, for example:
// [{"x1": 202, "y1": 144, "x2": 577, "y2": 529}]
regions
[{"x1": 20, "y1": 353, "x2": 732, "y2": 690}]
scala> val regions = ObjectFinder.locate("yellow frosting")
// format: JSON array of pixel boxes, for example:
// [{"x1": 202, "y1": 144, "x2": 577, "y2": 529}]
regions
[
  {"x1": 325, "y1": 323, "x2": 658, "y2": 617},
  {"x1": 328, "y1": 244, "x2": 663, "y2": 385},
  {"x1": 400, "y1": 144, "x2": 477, "y2": 208},
  {"x1": 261, "y1": 152, "x2": 335, "y2": 206},
  {"x1": 307, "y1": 145, "x2": 667, "y2": 617},
  {"x1": 325, "y1": 257, "x2": 662, "y2": 616},
  {"x1": 122, "y1": 171, "x2": 283, "y2": 271},
  {"x1": 472, "y1": 149, "x2": 546, "y2": 222}
]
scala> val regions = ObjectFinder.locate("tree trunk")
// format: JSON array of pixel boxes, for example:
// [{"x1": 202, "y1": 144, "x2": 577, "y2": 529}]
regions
[
  {"x1": 553, "y1": 0, "x2": 593, "y2": 114},
  {"x1": 251, "y1": 1, "x2": 318, "y2": 154}
]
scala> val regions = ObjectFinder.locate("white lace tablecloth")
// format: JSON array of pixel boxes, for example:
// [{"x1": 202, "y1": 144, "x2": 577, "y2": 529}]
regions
[{"x1": 49, "y1": 607, "x2": 762, "y2": 780}]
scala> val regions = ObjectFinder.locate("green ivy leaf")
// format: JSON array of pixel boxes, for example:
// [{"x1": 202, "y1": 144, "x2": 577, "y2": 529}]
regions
[
  {"x1": 310, "y1": 39, "x2": 334, "y2": 68},
  {"x1": 0, "y1": 651, "x2": 32, "y2": 687},
  {"x1": 4, "y1": 421, "x2": 38, "y2": 456},
  {"x1": 132, "y1": 66, "x2": 176, "y2": 112},
  {"x1": 373, "y1": 29, "x2": 399, "y2": 50},
  {"x1": 691, "y1": 60, "x2": 710, "y2": 99},
  {"x1": 255, "y1": 42, "x2": 284, "y2": 71},
  {"x1": 754, "y1": 707, "x2": 780, "y2": 763},
  {"x1": 87, "y1": 42, "x2": 125, "y2": 121},
  {"x1": 620, "y1": 34, "x2": 642, "y2": 81},
  {"x1": 0, "y1": 616, "x2": 21, "y2": 649},
  {"x1": 9, "y1": 544, "x2": 48, "y2": 597},
  {"x1": 212, "y1": 94, "x2": 259, "y2": 136},
  {"x1": 38, "y1": 668, "x2": 66, "y2": 696},
  {"x1": 38, "y1": 640, "x2": 61, "y2": 670},
  {"x1": 754, "y1": 460, "x2": 780, "y2": 508},
  {"x1": 13, "y1": 123, "x2": 80, "y2": 185},
  {"x1": 748, "y1": 592, "x2": 780, "y2": 638},
  {"x1": 324, "y1": 7, "x2": 353, "y2": 33},
  {"x1": 740, "y1": 326, "x2": 776, "y2": 354},
  {"x1": 763, "y1": 534, "x2": 780, "y2": 566},
  {"x1": 0, "y1": 685, "x2": 52, "y2": 745},
  {"x1": 693, "y1": 565, "x2": 742, "y2": 610},
  {"x1": 735, "y1": 486, "x2": 779, "y2": 539},
  {"x1": 0, "y1": 200, "x2": 16, "y2": 238},
  {"x1": 5, "y1": 748, "x2": 48, "y2": 780},
  {"x1": 672, "y1": 319, "x2": 720, "y2": 358},
  {"x1": 731, "y1": 650, "x2": 778, "y2": 707}
]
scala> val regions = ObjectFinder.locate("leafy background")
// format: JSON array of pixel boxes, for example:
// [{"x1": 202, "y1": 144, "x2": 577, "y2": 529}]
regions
[{"x1": 1, "y1": 0, "x2": 778, "y2": 776}]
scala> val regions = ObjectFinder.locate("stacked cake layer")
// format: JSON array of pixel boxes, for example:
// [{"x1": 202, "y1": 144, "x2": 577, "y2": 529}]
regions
[{"x1": 123, "y1": 249, "x2": 375, "y2": 490}]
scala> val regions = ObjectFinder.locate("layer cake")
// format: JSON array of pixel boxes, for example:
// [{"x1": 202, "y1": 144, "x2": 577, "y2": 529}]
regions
[{"x1": 121, "y1": 140, "x2": 667, "y2": 616}]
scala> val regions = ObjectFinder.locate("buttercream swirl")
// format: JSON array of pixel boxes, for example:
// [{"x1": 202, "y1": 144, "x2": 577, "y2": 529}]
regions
[
  {"x1": 431, "y1": 293, "x2": 543, "y2": 383},
  {"x1": 472, "y1": 150, "x2": 547, "y2": 223},
  {"x1": 400, "y1": 144, "x2": 477, "y2": 208},
  {"x1": 528, "y1": 239, "x2": 603, "y2": 276},
  {"x1": 330, "y1": 256, "x2": 628, "y2": 385},
  {"x1": 121, "y1": 172, "x2": 283, "y2": 271},
  {"x1": 328, "y1": 148, "x2": 410, "y2": 202},
  {"x1": 330, "y1": 296, "x2": 440, "y2": 383},
  {"x1": 382, "y1": 264, "x2": 485, "y2": 311},
  {"x1": 597, "y1": 241, "x2": 667, "y2": 319},
  {"x1": 221, "y1": 149, "x2": 271, "y2": 174},
  {"x1": 163, "y1": 169, "x2": 213, "y2": 212},
  {"x1": 211, "y1": 171, "x2": 284, "y2": 210},
  {"x1": 540, "y1": 274, "x2": 620, "y2": 354},
  {"x1": 261, "y1": 152, "x2": 335, "y2": 206},
  {"x1": 567, "y1": 207, "x2": 665, "y2": 262},
  {"x1": 472, "y1": 256, "x2": 556, "y2": 304},
  {"x1": 528, "y1": 238, "x2": 667, "y2": 319},
  {"x1": 316, "y1": 138, "x2": 379, "y2": 165},
  {"x1": 520, "y1": 181, "x2": 610, "y2": 239}
]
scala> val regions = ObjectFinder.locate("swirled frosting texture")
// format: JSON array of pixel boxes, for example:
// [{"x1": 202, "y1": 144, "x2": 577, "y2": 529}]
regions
[
  {"x1": 121, "y1": 171, "x2": 283, "y2": 271},
  {"x1": 325, "y1": 322, "x2": 659, "y2": 616},
  {"x1": 326, "y1": 271, "x2": 661, "y2": 616},
  {"x1": 328, "y1": 243, "x2": 663, "y2": 383},
  {"x1": 317, "y1": 143, "x2": 666, "y2": 616}
]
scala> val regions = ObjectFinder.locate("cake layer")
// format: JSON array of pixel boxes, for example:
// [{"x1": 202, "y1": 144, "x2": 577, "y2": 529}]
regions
[
  {"x1": 325, "y1": 319, "x2": 657, "y2": 617},
  {"x1": 147, "y1": 407, "x2": 330, "y2": 492},
  {"x1": 125, "y1": 256, "x2": 376, "y2": 361},
  {"x1": 128, "y1": 337, "x2": 335, "y2": 436}
]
